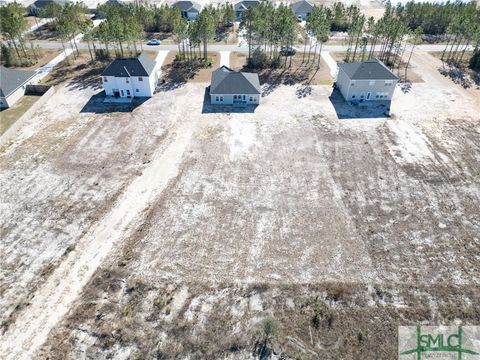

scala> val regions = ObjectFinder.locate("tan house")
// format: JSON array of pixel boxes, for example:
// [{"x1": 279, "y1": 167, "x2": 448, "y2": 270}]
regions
[{"x1": 336, "y1": 59, "x2": 399, "y2": 102}]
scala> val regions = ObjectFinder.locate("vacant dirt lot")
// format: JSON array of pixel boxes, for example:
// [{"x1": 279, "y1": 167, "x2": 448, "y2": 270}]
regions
[{"x1": 0, "y1": 52, "x2": 479, "y2": 359}]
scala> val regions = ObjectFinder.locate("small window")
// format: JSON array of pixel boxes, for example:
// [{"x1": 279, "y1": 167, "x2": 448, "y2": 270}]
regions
[
  {"x1": 136, "y1": 89, "x2": 139, "y2": 92},
  {"x1": 220, "y1": 96, "x2": 223, "y2": 101},
  {"x1": 104, "y1": 77, "x2": 108, "y2": 82},
  {"x1": 352, "y1": 95, "x2": 356, "y2": 98},
  {"x1": 138, "y1": 77, "x2": 143, "y2": 81},
  {"x1": 249, "y1": 97, "x2": 253, "y2": 101},
  {"x1": 126, "y1": 78, "x2": 130, "y2": 83},
  {"x1": 385, "y1": 80, "x2": 393, "y2": 86}
]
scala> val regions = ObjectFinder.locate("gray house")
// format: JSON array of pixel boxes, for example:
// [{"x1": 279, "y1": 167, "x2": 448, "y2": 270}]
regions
[
  {"x1": 234, "y1": 0, "x2": 260, "y2": 20},
  {"x1": 290, "y1": 0, "x2": 314, "y2": 21},
  {"x1": 336, "y1": 59, "x2": 399, "y2": 102},
  {"x1": 172, "y1": 1, "x2": 201, "y2": 20},
  {"x1": 210, "y1": 66, "x2": 261, "y2": 105},
  {"x1": 0, "y1": 66, "x2": 37, "y2": 109},
  {"x1": 27, "y1": 0, "x2": 65, "y2": 16}
]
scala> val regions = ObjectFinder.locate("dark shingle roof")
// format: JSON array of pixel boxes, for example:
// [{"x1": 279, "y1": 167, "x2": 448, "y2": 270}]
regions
[
  {"x1": 28, "y1": 0, "x2": 64, "y2": 10},
  {"x1": 234, "y1": 0, "x2": 261, "y2": 11},
  {"x1": 339, "y1": 59, "x2": 399, "y2": 80},
  {"x1": 290, "y1": 0, "x2": 313, "y2": 14},
  {"x1": 101, "y1": 53, "x2": 156, "y2": 78},
  {"x1": 172, "y1": 1, "x2": 201, "y2": 12},
  {"x1": 210, "y1": 66, "x2": 261, "y2": 95},
  {"x1": 0, "y1": 66, "x2": 36, "y2": 98}
]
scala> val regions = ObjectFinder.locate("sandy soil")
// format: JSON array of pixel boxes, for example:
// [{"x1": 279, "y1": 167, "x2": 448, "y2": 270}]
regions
[{"x1": 0, "y1": 51, "x2": 479, "y2": 359}]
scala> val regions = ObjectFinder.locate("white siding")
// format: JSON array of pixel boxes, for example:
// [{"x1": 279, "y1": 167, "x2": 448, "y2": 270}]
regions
[{"x1": 102, "y1": 72, "x2": 157, "y2": 98}]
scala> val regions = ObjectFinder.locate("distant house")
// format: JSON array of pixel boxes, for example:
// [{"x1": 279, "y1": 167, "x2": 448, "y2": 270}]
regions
[
  {"x1": 172, "y1": 1, "x2": 201, "y2": 20},
  {"x1": 210, "y1": 66, "x2": 261, "y2": 105},
  {"x1": 0, "y1": 66, "x2": 37, "y2": 109},
  {"x1": 290, "y1": 0, "x2": 313, "y2": 21},
  {"x1": 27, "y1": 0, "x2": 65, "y2": 16},
  {"x1": 101, "y1": 53, "x2": 159, "y2": 98},
  {"x1": 234, "y1": 0, "x2": 260, "y2": 21},
  {"x1": 336, "y1": 59, "x2": 399, "y2": 102}
]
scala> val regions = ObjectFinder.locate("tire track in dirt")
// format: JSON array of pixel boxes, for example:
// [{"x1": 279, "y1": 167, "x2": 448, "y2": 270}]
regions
[{"x1": 0, "y1": 117, "x2": 199, "y2": 359}]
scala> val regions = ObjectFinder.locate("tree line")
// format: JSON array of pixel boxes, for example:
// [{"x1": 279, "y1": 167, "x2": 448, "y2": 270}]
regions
[
  {"x1": 1, "y1": 0, "x2": 479, "y2": 73},
  {"x1": 0, "y1": 3, "x2": 42, "y2": 66}
]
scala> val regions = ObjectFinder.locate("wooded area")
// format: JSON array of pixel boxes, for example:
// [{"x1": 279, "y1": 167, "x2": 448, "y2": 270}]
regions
[{"x1": 1, "y1": 1, "x2": 479, "y2": 73}]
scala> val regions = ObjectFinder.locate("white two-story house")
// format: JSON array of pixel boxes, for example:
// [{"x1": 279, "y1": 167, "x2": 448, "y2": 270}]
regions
[{"x1": 101, "y1": 53, "x2": 158, "y2": 99}]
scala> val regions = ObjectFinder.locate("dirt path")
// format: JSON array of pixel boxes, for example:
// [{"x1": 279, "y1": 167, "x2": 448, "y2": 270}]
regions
[
  {"x1": 0, "y1": 117, "x2": 198, "y2": 359},
  {"x1": 410, "y1": 51, "x2": 480, "y2": 106}
]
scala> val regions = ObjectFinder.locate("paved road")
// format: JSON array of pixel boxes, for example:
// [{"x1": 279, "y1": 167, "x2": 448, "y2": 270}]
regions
[{"x1": 29, "y1": 40, "x2": 469, "y2": 54}]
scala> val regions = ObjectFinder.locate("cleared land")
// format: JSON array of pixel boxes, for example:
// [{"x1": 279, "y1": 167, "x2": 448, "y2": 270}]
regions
[
  {"x1": 0, "y1": 51, "x2": 479, "y2": 359},
  {"x1": 0, "y1": 95, "x2": 41, "y2": 136}
]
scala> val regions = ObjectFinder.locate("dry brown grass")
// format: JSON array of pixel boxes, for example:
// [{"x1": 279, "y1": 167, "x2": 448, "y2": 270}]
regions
[
  {"x1": 161, "y1": 51, "x2": 220, "y2": 84},
  {"x1": 13, "y1": 48, "x2": 63, "y2": 71},
  {"x1": 230, "y1": 51, "x2": 332, "y2": 86},
  {"x1": 40, "y1": 50, "x2": 109, "y2": 89}
]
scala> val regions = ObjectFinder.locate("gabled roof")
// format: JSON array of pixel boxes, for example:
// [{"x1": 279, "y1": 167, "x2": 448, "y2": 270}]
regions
[
  {"x1": 210, "y1": 66, "x2": 261, "y2": 95},
  {"x1": 101, "y1": 53, "x2": 156, "y2": 78},
  {"x1": 339, "y1": 58, "x2": 399, "y2": 80},
  {"x1": 0, "y1": 66, "x2": 36, "y2": 98},
  {"x1": 172, "y1": 0, "x2": 201, "y2": 12},
  {"x1": 28, "y1": 0, "x2": 65, "y2": 10},
  {"x1": 234, "y1": 0, "x2": 261, "y2": 11},
  {"x1": 290, "y1": 0, "x2": 314, "y2": 14}
]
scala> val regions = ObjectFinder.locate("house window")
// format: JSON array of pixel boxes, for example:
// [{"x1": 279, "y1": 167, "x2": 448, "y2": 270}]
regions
[
  {"x1": 215, "y1": 96, "x2": 219, "y2": 101},
  {"x1": 352, "y1": 95, "x2": 356, "y2": 98},
  {"x1": 351, "y1": 81, "x2": 355, "y2": 86},
  {"x1": 136, "y1": 89, "x2": 139, "y2": 92},
  {"x1": 385, "y1": 80, "x2": 393, "y2": 86},
  {"x1": 220, "y1": 96, "x2": 223, "y2": 101},
  {"x1": 369, "y1": 80, "x2": 375, "y2": 86},
  {"x1": 104, "y1": 77, "x2": 108, "y2": 82},
  {"x1": 138, "y1": 77, "x2": 143, "y2": 81},
  {"x1": 126, "y1": 78, "x2": 130, "y2": 83},
  {"x1": 249, "y1": 97, "x2": 253, "y2": 101}
]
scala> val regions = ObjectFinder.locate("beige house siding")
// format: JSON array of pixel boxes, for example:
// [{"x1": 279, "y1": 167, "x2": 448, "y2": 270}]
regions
[
  {"x1": 210, "y1": 94, "x2": 260, "y2": 105},
  {"x1": 336, "y1": 67, "x2": 398, "y2": 102}
]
